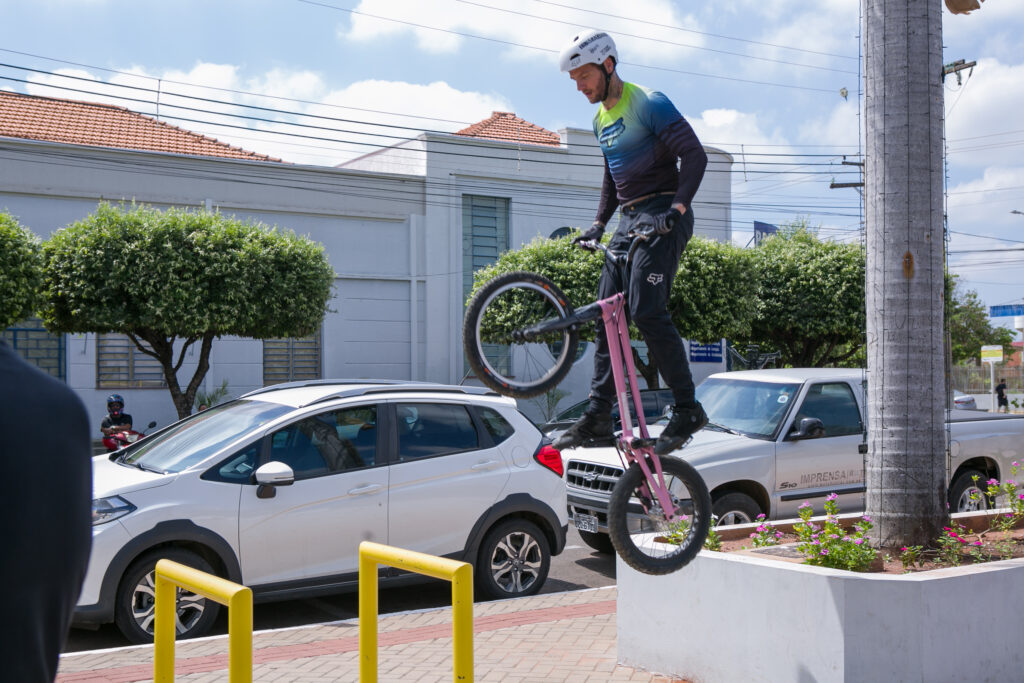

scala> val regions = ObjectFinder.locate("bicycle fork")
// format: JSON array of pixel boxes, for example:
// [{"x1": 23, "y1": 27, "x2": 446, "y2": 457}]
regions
[{"x1": 599, "y1": 293, "x2": 681, "y2": 524}]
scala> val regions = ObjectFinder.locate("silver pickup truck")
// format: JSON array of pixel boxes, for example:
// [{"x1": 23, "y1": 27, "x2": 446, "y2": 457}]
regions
[{"x1": 561, "y1": 368, "x2": 1024, "y2": 553}]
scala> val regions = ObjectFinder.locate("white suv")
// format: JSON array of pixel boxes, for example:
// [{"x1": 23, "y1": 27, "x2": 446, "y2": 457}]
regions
[{"x1": 75, "y1": 381, "x2": 567, "y2": 643}]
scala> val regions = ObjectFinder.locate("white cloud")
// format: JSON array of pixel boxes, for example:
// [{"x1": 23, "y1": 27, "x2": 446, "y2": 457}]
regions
[
  {"x1": 339, "y1": 0, "x2": 703, "y2": 66},
  {"x1": 945, "y1": 58, "x2": 1024, "y2": 169}
]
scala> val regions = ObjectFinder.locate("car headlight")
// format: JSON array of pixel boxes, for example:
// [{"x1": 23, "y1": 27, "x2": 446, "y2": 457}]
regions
[{"x1": 92, "y1": 496, "x2": 136, "y2": 526}]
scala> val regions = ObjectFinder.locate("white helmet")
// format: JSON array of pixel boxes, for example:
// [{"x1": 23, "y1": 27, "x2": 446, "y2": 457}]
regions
[{"x1": 559, "y1": 29, "x2": 617, "y2": 73}]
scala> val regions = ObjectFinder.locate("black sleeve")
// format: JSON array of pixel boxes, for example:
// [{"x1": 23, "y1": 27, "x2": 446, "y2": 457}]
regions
[
  {"x1": 594, "y1": 159, "x2": 620, "y2": 226},
  {"x1": 659, "y1": 117, "x2": 708, "y2": 211}
]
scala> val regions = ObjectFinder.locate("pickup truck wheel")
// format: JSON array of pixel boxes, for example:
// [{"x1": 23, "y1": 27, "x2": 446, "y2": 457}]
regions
[
  {"x1": 712, "y1": 493, "x2": 762, "y2": 526},
  {"x1": 949, "y1": 470, "x2": 990, "y2": 512},
  {"x1": 578, "y1": 529, "x2": 615, "y2": 554}
]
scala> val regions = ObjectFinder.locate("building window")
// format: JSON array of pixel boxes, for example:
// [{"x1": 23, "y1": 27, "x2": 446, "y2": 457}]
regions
[
  {"x1": 263, "y1": 331, "x2": 322, "y2": 385},
  {"x1": 2, "y1": 317, "x2": 65, "y2": 381},
  {"x1": 463, "y1": 194, "x2": 510, "y2": 375},
  {"x1": 97, "y1": 334, "x2": 166, "y2": 388}
]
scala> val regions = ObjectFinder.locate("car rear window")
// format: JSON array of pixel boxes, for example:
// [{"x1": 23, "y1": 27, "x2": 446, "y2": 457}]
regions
[{"x1": 478, "y1": 407, "x2": 515, "y2": 445}]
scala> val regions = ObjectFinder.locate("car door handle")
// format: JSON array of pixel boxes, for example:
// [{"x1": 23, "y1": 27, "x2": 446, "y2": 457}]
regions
[
  {"x1": 471, "y1": 460, "x2": 501, "y2": 471},
  {"x1": 348, "y1": 484, "x2": 383, "y2": 496}
]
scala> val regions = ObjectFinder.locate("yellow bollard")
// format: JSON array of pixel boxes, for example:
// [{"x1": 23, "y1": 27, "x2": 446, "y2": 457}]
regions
[
  {"x1": 359, "y1": 541, "x2": 474, "y2": 682},
  {"x1": 153, "y1": 559, "x2": 253, "y2": 683}
]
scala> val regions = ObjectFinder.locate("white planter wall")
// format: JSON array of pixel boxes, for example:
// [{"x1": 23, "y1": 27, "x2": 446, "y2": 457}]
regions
[{"x1": 617, "y1": 551, "x2": 1024, "y2": 683}]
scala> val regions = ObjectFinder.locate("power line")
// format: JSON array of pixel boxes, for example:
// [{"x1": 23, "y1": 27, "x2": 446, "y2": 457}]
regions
[
  {"x1": 454, "y1": 0, "x2": 858, "y2": 75},
  {"x1": 294, "y1": 0, "x2": 844, "y2": 94},
  {"x1": 526, "y1": 0, "x2": 859, "y2": 61}
]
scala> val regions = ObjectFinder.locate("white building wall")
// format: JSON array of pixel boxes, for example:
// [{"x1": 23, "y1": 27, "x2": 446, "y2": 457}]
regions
[{"x1": 1, "y1": 124, "x2": 732, "y2": 430}]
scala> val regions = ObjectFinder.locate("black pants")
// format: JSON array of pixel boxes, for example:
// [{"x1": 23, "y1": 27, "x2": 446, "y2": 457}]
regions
[{"x1": 589, "y1": 194, "x2": 696, "y2": 411}]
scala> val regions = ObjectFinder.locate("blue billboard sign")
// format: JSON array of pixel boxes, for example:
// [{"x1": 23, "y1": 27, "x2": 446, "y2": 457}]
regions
[
  {"x1": 689, "y1": 341, "x2": 723, "y2": 363},
  {"x1": 990, "y1": 304, "x2": 1024, "y2": 317}
]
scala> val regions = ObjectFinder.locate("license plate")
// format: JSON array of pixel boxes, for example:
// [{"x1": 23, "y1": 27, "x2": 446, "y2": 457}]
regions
[{"x1": 574, "y1": 513, "x2": 599, "y2": 533}]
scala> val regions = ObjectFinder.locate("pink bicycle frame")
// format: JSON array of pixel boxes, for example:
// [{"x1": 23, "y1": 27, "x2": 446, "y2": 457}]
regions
[{"x1": 597, "y1": 292, "x2": 681, "y2": 523}]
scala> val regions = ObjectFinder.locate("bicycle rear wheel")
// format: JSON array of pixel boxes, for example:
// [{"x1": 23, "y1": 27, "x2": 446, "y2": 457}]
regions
[
  {"x1": 608, "y1": 455, "x2": 711, "y2": 575},
  {"x1": 463, "y1": 271, "x2": 579, "y2": 399}
]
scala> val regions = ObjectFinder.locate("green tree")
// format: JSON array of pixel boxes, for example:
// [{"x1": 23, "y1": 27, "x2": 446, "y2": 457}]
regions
[
  {"x1": 468, "y1": 233, "x2": 758, "y2": 388},
  {"x1": 746, "y1": 225, "x2": 865, "y2": 367},
  {"x1": 41, "y1": 203, "x2": 335, "y2": 418},
  {"x1": 946, "y1": 274, "x2": 1015, "y2": 364},
  {"x1": 0, "y1": 211, "x2": 43, "y2": 329}
]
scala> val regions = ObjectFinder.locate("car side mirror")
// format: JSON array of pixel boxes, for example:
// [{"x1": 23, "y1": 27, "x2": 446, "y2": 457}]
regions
[
  {"x1": 255, "y1": 461, "x2": 295, "y2": 499},
  {"x1": 789, "y1": 417, "x2": 826, "y2": 440}
]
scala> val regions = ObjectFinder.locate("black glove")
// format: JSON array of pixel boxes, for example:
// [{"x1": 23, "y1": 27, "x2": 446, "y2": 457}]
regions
[
  {"x1": 571, "y1": 223, "x2": 605, "y2": 251},
  {"x1": 635, "y1": 208, "x2": 683, "y2": 238}
]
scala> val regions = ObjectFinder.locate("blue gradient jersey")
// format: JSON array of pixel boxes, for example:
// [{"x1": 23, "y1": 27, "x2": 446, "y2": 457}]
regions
[{"x1": 592, "y1": 82, "x2": 707, "y2": 225}]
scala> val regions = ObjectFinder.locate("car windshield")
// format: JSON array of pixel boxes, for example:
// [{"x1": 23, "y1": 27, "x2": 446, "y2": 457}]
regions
[
  {"x1": 695, "y1": 378, "x2": 801, "y2": 439},
  {"x1": 119, "y1": 399, "x2": 293, "y2": 473}
]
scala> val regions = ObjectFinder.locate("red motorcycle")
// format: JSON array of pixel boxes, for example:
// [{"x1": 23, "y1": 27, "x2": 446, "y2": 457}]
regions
[{"x1": 103, "y1": 421, "x2": 157, "y2": 452}]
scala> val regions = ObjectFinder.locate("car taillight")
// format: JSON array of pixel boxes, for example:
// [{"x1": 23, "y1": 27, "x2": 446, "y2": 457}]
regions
[{"x1": 534, "y1": 444, "x2": 564, "y2": 477}]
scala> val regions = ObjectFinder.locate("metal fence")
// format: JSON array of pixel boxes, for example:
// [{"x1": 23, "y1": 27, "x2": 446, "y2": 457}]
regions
[{"x1": 950, "y1": 365, "x2": 1024, "y2": 394}]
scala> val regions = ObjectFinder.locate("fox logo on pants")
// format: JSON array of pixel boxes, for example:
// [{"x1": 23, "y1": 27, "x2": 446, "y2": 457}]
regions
[{"x1": 647, "y1": 273, "x2": 664, "y2": 285}]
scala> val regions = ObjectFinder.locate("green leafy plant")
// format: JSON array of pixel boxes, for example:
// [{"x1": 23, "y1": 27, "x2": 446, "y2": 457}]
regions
[
  {"x1": 704, "y1": 516, "x2": 722, "y2": 552},
  {"x1": 195, "y1": 379, "x2": 231, "y2": 410},
  {"x1": 748, "y1": 513, "x2": 783, "y2": 547},
  {"x1": 0, "y1": 211, "x2": 43, "y2": 329},
  {"x1": 794, "y1": 494, "x2": 877, "y2": 572},
  {"x1": 899, "y1": 545, "x2": 924, "y2": 571}
]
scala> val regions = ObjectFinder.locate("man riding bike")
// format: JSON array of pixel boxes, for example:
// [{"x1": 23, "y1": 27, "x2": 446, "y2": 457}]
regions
[
  {"x1": 100, "y1": 394, "x2": 133, "y2": 437},
  {"x1": 554, "y1": 29, "x2": 709, "y2": 456}
]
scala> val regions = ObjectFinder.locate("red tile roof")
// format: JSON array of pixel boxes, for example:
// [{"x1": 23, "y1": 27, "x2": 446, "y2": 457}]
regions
[
  {"x1": 454, "y1": 111, "x2": 561, "y2": 147},
  {"x1": 0, "y1": 90, "x2": 280, "y2": 162}
]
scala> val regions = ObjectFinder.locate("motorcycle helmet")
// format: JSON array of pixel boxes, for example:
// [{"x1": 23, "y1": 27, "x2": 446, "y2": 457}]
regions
[
  {"x1": 107, "y1": 393, "x2": 125, "y2": 415},
  {"x1": 559, "y1": 29, "x2": 617, "y2": 73}
]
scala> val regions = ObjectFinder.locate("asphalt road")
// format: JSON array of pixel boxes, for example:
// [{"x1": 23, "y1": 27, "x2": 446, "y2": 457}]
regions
[{"x1": 63, "y1": 525, "x2": 614, "y2": 653}]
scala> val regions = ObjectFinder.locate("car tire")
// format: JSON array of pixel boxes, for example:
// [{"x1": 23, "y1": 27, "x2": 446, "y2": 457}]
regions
[
  {"x1": 578, "y1": 529, "x2": 615, "y2": 554},
  {"x1": 114, "y1": 548, "x2": 221, "y2": 644},
  {"x1": 948, "y1": 469, "x2": 990, "y2": 513},
  {"x1": 712, "y1": 492, "x2": 762, "y2": 526},
  {"x1": 476, "y1": 519, "x2": 550, "y2": 600}
]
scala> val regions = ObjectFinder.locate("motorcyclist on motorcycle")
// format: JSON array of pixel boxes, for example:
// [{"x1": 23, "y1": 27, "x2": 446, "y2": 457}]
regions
[{"x1": 100, "y1": 394, "x2": 133, "y2": 436}]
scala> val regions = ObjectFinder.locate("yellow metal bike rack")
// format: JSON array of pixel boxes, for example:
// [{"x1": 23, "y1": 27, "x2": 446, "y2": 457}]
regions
[
  {"x1": 359, "y1": 541, "x2": 474, "y2": 682},
  {"x1": 153, "y1": 559, "x2": 253, "y2": 683}
]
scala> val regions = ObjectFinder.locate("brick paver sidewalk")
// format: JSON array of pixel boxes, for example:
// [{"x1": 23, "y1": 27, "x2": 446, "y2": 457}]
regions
[{"x1": 58, "y1": 587, "x2": 688, "y2": 682}]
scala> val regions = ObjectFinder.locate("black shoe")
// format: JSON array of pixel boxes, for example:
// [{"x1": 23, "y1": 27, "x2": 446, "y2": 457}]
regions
[
  {"x1": 654, "y1": 403, "x2": 708, "y2": 455},
  {"x1": 553, "y1": 412, "x2": 614, "y2": 450}
]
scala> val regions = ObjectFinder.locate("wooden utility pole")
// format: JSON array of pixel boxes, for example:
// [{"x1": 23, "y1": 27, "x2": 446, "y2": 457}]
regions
[{"x1": 863, "y1": 1, "x2": 947, "y2": 547}]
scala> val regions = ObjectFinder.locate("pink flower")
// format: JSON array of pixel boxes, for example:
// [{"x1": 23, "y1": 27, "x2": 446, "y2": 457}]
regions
[
  {"x1": 901, "y1": 547, "x2": 908, "y2": 552},
  {"x1": 757, "y1": 525, "x2": 766, "y2": 533},
  {"x1": 749, "y1": 532, "x2": 758, "y2": 538},
  {"x1": 756, "y1": 513, "x2": 766, "y2": 520},
  {"x1": 820, "y1": 549, "x2": 829, "y2": 555},
  {"x1": 799, "y1": 501, "x2": 812, "y2": 510},
  {"x1": 1018, "y1": 494, "x2": 1024, "y2": 501},
  {"x1": 973, "y1": 541, "x2": 983, "y2": 546},
  {"x1": 988, "y1": 478, "x2": 999, "y2": 486},
  {"x1": 854, "y1": 538, "x2": 865, "y2": 545},
  {"x1": 862, "y1": 515, "x2": 872, "y2": 523},
  {"x1": 826, "y1": 492, "x2": 839, "y2": 502}
]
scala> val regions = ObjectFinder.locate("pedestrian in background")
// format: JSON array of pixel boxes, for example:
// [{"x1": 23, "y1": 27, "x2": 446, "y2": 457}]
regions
[
  {"x1": 996, "y1": 378, "x2": 1009, "y2": 413},
  {"x1": 0, "y1": 340, "x2": 92, "y2": 682}
]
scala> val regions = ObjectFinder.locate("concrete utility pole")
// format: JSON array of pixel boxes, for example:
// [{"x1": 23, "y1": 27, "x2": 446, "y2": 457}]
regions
[{"x1": 863, "y1": 1, "x2": 947, "y2": 547}]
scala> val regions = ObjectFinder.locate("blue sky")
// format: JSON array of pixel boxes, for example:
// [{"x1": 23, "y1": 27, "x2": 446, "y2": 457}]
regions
[{"x1": 3, "y1": 0, "x2": 1023, "y2": 336}]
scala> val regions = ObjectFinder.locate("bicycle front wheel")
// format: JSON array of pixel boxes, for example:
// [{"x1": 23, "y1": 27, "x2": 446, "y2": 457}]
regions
[
  {"x1": 608, "y1": 456, "x2": 711, "y2": 575},
  {"x1": 463, "y1": 271, "x2": 579, "y2": 399}
]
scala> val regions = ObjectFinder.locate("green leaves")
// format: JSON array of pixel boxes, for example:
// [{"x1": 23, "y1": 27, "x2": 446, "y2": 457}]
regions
[
  {"x1": 0, "y1": 211, "x2": 43, "y2": 329},
  {"x1": 41, "y1": 203, "x2": 334, "y2": 339}
]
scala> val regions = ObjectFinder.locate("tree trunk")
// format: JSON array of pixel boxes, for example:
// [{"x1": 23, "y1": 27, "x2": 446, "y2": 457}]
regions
[
  {"x1": 131, "y1": 331, "x2": 216, "y2": 420},
  {"x1": 632, "y1": 346, "x2": 661, "y2": 390},
  {"x1": 864, "y1": 0, "x2": 948, "y2": 547}
]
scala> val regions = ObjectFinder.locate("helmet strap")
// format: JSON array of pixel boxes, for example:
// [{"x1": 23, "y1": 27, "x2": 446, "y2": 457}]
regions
[{"x1": 600, "y1": 59, "x2": 615, "y2": 104}]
